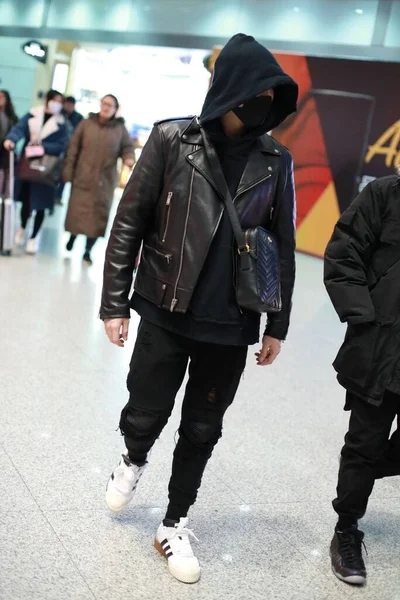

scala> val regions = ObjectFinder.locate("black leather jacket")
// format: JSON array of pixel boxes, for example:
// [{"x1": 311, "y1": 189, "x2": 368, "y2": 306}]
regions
[{"x1": 100, "y1": 117, "x2": 296, "y2": 341}]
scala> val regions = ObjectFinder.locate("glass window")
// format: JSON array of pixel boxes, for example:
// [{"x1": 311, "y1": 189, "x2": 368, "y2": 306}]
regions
[
  {"x1": 46, "y1": 0, "x2": 132, "y2": 31},
  {"x1": 385, "y1": 0, "x2": 400, "y2": 47},
  {"x1": 0, "y1": 0, "x2": 45, "y2": 27}
]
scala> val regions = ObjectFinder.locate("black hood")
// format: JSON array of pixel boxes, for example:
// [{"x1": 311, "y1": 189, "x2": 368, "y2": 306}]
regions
[{"x1": 200, "y1": 34, "x2": 298, "y2": 133}]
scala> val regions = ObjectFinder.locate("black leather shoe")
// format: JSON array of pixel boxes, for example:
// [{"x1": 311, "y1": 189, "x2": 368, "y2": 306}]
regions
[
  {"x1": 66, "y1": 236, "x2": 75, "y2": 252},
  {"x1": 83, "y1": 251, "x2": 93, "y2": 265},
  {"x1": 330, "y1": 529, "x2": 367, "y2": 585}
]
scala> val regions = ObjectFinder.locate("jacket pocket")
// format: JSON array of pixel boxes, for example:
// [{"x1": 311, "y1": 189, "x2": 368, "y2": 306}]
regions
[
  {"x1": 140, "y1": 244, "x2": 173, "y2": 279},
  {"x1": 333, "y1": 323, "x2": 381, "y2": 388},
  {"x1": 161, "y1": 192, "x2": 173, "y2": 243}
]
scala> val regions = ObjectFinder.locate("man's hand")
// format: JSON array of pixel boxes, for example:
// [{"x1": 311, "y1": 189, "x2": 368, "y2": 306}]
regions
[
  {"x1": 104, "y1": 318, "x2": 130, "y2": 347},
  {"x1": 255, "y1": 336, "x2": 281, "y2": 366},
  {"x1": 3, "y1": 140, "x2": 15, "y2": 151}
]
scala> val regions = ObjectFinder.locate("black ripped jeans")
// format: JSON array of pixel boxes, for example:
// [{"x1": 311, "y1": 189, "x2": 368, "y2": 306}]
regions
[{"x1": 120, "y1": 320, "x2": 248, "y2": 521}]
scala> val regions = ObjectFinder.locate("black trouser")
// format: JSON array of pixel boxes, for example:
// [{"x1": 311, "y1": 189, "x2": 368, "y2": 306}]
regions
[
  {"x1": 333, "y1": 390, "x2": 400, "y2": 528},
  {"x1": 20, "y1": 182, "x2": 45, "y2": 238},
  {"x1": 68, "y1": 234, "x2": 97, "y2": 252},
  {"x1": 120, "y1": 320, "x2": 247, "y2": 521}
]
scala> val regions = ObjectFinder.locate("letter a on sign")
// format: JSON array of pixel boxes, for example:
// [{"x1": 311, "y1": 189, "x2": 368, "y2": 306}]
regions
[{"x1": 365, "y1": 120, "x2": 400, "y2": 168}]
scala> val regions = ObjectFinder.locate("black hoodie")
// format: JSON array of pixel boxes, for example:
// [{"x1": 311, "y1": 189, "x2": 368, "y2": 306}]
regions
[
  {"x1": 200, "y1": 33, "x2": 298, "y2": 132},
  {"x1": 133, "y1": 34, "x2": 297, "y2": 345}
]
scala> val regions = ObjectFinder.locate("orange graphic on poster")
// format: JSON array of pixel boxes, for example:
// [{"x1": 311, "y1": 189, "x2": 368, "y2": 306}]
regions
[{"x1": 272, "y1": 54, "x2": 335, "y2": 252}]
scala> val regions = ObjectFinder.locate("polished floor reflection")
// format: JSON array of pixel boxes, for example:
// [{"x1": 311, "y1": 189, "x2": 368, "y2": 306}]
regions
[{"x1": 0, "y1": 204, "x2": 399, "y2": 600}]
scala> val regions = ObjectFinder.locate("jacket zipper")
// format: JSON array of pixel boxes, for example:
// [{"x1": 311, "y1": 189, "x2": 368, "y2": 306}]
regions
[
  {"x1": 149, "y1": 245, "x2": 172, "y2": 264},
  {"x1": 233, "y1": 173, "x2": 272, "y2": 203},
  {"x1": 170, "y1": 157, "x2": 196, "y2": 311},
  {"x1": 162, "y1": 192, "x2": 173, "y2": 243}
]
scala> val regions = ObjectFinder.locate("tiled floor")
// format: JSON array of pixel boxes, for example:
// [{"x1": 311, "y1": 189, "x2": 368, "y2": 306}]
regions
[{"x1": 1, "y1": 204, "x2": 400, "y2": 600}]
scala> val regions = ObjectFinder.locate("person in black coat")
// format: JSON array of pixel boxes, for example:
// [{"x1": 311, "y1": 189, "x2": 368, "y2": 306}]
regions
[
  {"x1": 324, "y1": 170, "x2": 400, "y2": 586},
  {"x1": 56, "y1": 96, "x2": 84, "y2": 204},
  {"x1": 100, "y1": 34, "x2": 297, "y2": 584},
  {"x1": 62, "y1": 96, "x2": 84, "y2": 131}
]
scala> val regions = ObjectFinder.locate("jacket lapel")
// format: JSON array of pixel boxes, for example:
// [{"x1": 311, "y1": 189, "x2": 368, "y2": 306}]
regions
[
  {"x1": 184, "y1": 121, "x2": 281, "y2": 201},
  {"x1": 40, "y1": 115, "x2": 62, "y2": 140},
  {"x1": 28, "y1": 107, "x2": 63, "y2": 142},
  {"x1": 186, "y1": 148, "x2": 224, "y2": 200},
  {"x1": 235, "y1": 149, "x2": 274, "y2": 199},
  {"x1": 28, "y1": 108, "x2": 44, "y2": 142}
]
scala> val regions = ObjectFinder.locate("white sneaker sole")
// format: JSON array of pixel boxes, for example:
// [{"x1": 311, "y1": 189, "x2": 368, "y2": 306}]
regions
[
  {"x1": 154, "y1": 538, "x2": 201, "y2": 584},
  {"x1": 105, "y1": 494, "x2": 133, "y2": 513},
  {"x1": 105, "y1": 482, "x2": 134, "y2": 512},
  {"x1": 331, "y1": 565, "x2": 366, "y2": 586}
]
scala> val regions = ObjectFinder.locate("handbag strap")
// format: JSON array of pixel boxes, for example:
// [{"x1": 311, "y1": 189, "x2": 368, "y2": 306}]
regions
[{"x1": 200, "y1": 127, "x2": 251, "y2": 270}]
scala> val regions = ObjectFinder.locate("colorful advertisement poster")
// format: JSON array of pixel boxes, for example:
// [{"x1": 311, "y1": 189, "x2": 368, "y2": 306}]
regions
[{"x1": 272, "y1": 53, "x2": 400, "y2": 257}]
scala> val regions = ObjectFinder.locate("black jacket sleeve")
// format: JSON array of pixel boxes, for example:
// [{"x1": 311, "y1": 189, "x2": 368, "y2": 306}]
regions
[
  {"x1": 324, "y1": 182, "x2": 382, "y2": 325},
  {"x1": 100, "y1": 126, "x2": 165, "y2": 320},
  {"x1": 265, "y1": 150, "x2": 296, "y2": 341}
]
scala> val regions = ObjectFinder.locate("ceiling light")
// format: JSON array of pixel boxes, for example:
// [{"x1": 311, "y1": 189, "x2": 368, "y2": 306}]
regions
[
  {"x1": 355, "y1": 8, "x2": 364, "y2": 15},
  {"x1": 293, "y1": 6, "x2": 300, "y2": 12}
]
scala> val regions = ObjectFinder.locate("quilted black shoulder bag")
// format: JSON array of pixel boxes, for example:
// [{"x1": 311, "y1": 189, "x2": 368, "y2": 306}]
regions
[{"x1": 201, "y1": 128, "x2": 282, "y2": 314}]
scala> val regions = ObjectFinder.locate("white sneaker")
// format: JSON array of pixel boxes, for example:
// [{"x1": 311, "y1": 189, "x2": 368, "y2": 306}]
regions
[
  {"x1": 154, "y1": 517, "x2": 201, "y2": 584},
  {"x1": 105, "y1": 453, "x2": 147, "y2": 512},
  {"x1": 15, "y1": 228, "x2": 25, "y2": 246},
  {"x1": 26, "y1": 237, "x2": 39, "y2": 255}
]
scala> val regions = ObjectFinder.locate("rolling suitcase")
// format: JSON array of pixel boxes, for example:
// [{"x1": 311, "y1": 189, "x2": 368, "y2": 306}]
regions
[{"x1": 0, "y1": 150, "x2": 15, "y2": 256}]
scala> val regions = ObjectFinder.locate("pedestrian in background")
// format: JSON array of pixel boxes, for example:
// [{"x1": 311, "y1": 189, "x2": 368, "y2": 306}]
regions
[
  {"x1": 4, "y1": 89, "x2": 69, "y2": 255},
  {"x1": 0, "y1": 90, "x2": 18, "y2": 195},
  {"x1": 63, "y1": 94, "x2": 134, "y2": 264},
  {"x1": 62, "y1": 96, "x2": 84, "y2": 130},
  {"x1": 56, "y1": 95, "x2": 84, "y2": 205}
]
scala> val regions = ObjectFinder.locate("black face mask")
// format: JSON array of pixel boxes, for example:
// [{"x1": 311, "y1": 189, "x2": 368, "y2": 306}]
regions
[{"x1": 233, "y1": 95, "x2": 273, "y2": 129}]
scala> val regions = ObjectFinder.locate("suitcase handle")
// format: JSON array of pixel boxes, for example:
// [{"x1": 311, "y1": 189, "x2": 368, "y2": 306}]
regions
[{"x1": 9, "y1": 150, "x2": 14, "y2": 200}]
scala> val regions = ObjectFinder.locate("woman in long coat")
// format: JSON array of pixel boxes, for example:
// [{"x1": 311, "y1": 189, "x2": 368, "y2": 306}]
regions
[
  {"x1": 4, "y1": 89, "x2": 69, "y2": 255},
  {"x1": 64, "y1": 94, "x2": 134, "y2": 264},
  {"x1": 0, "y1": 90, "x2": 18, "y2": 173}
]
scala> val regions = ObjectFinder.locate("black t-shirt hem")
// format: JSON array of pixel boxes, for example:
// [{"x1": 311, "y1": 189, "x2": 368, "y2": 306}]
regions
[{"x1": 130, "y1": 293, "x2": 260, "y2": 347}]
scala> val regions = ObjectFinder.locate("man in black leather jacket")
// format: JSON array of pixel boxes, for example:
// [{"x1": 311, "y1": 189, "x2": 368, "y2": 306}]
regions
[{"x1": 100, "y1": 34, "x2": 298, "y2": 584}]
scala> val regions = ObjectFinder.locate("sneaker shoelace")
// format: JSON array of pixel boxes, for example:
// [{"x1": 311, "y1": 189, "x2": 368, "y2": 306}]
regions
[
  {"x1": 113, "y1": 460, "x2": 138, "y2": 493},
  {"x1": 338, "y1": 532, "x2": 367, "y2": 568},
  {"x1": 169, "y1": 522, "x2": 199, "y2": 557}
]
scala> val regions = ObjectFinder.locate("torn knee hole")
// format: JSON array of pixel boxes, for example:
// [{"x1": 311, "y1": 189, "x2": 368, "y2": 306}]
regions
[
  {"x1": 186, "y1": 419, "x2": 222, "y2": 445},
  {"x1": 123, "y1": 408, "x2": 161, "y2": 438}
]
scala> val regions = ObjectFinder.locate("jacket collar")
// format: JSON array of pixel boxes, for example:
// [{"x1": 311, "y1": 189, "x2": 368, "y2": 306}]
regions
[
  {"x1": 182, "y1": 117, "x2": 281, "y2": 156},
  {"x1": 28, "y1": 106, "x2": 65, "y2": 142},
  {"x1": 181, "y1": 117, "x2": 203, "y2": 145},
  {"x1": 185, "y1": 117, "x2": 281, "y2": 200}
]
